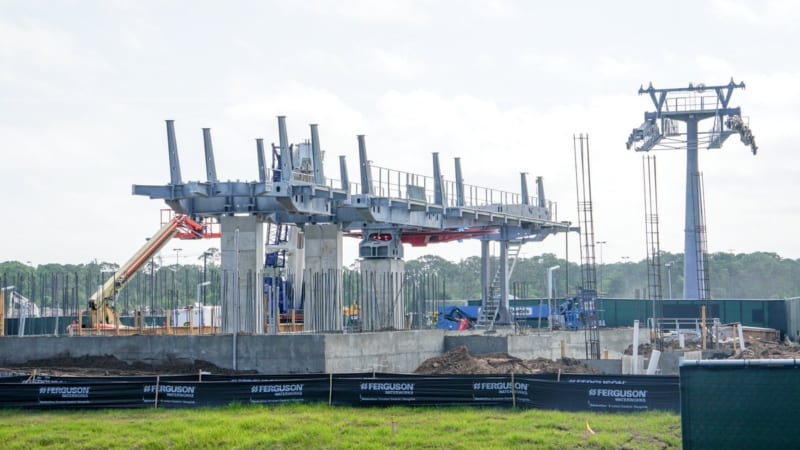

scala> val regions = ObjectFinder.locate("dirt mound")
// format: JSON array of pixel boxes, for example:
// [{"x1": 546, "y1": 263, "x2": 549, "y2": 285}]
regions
[
  {"x1": 415, "y1": 346, "x2": 598, "y2": 375},
  {"x1": 1, "y1": 354, "x2": 246, "y2": 376}
]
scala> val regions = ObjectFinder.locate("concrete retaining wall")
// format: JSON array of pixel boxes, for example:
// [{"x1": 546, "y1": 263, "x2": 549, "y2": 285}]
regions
[
  {"x1": 447, "y1": 328, "x2": 647, "y2": 361},
  {"x1": 324, "y1": 330, "x2": 445, "y2": 373},
  {"x1": 0, "y1": 328, "x2": 641, "y2": 374},
  {"x1": 444, "y1": 334, "x2": 508, "y2": 355},
  {"x1": 0, "y1": 331, "x2": 445, "y2": 374}
]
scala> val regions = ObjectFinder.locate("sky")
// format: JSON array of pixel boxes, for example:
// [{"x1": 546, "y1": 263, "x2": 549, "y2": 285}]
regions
[{"x1": 2, "y1": 0, "x2": 799, "y2": 268}]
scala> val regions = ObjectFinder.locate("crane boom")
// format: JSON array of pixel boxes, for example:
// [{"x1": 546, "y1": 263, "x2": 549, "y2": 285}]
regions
[{"x1": 88, "y1": 215, "x2": 204, "y2": 328}]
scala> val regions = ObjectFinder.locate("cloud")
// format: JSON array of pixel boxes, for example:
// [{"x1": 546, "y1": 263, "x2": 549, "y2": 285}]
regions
[
  {"x1": 368, "y1": 49, "x2": 426, "y2": 79},
  {"x1": 468, "y1": 0, "x2": 521, "y2": 20},
  {"x1": 223, "y1": 81, "x2": 368, "y2": 135},
  {"x1": 708, "y1": 0, "x2": 800, "y2": 27},
  {"x1": 302, "y1": 0, "x2": 432, "y2": 24},
  {"x1": 0, "y1": 19, "x2": 82, "y2": 67},
  {"x1": 515, "y1": 51, "x2": 577, "y2": 77},
  {"x1": 596, "y1": 56, "x2": 646, "y2": 78}
]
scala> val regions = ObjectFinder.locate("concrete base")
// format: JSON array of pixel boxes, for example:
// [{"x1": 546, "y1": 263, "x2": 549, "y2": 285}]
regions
[
  {"x1": 360, "y1": 259, "x2": 405, "y2": 331},
  {"x1": 0, "y1": 328, "x2": 649, "y2": 375},
  {"x1": 220, "y1": 216, "x2": 264, "y2": 334}
]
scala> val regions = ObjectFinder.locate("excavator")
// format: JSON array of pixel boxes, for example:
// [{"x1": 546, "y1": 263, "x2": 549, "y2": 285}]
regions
[{"x1": 85, "y1": 214, "x2": 205, "y2": 330}]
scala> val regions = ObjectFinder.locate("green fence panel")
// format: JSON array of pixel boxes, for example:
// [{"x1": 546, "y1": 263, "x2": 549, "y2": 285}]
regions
[{"x1": 681, "y1": 361, "x2": 800, "y2": 449}]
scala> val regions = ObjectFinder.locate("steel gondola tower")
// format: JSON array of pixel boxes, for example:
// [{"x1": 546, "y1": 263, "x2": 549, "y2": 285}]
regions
[{"x1": 626, "y1": 80, "x2": 757, "y2": 299}]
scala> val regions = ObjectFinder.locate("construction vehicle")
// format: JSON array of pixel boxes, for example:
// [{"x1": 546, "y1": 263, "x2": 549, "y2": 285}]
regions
[
  {"x1": 436, "y1": 304, "x2": 552, "y2": 331},
  {"x1": 85, "y1": 214, "x2": 205, "y2": 329},
  {"x1": 436, "y1": 306, "x2": 480, "y2": 330},
  {"x1": 555, "y1": 293, "x2": 604, "y2": 330}
]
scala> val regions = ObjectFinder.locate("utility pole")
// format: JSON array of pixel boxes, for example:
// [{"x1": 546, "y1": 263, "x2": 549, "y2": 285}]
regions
[
  {"x1": 596, "y1": 241, "x2": 606, "y2": 295},
  {"x1": 665, "y1": 262, "x2": 674, "y2": 300}
]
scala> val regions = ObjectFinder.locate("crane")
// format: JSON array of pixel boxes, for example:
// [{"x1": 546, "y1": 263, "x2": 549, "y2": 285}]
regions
[{"x1": 87, "y1": 214, "x2": 204, "y2": 329}]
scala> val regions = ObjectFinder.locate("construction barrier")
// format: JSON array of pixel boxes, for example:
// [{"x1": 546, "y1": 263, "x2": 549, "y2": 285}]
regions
[
  {"x1": 0, "y1": 372, "x2": 680, "y2": 412},
  {"x1": 680, "y1": 359, "x2": 800, "y2": 450}
]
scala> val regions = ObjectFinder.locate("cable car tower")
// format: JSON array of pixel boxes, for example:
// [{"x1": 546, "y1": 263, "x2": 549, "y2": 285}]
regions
[{"x1": 626, "y1": 79, "x2": 757, "y2": 300}]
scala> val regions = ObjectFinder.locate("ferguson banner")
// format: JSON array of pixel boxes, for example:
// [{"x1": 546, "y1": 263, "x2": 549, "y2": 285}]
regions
[{"x1": 0, "y1": 373, "x2": 679, "y2": 412}]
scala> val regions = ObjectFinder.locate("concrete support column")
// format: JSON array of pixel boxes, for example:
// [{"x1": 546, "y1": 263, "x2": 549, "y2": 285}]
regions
[
  {"x1": 288, "y1": 227, "x2": 305, "y2": 310},
  {"x1": 480, "y1": 240, "x2": 490, "y2": 309},
  {"x1": 360, "y1": 258, "x2": 406, "y2": 331},
  {"x1": 684, "y1": 118, "x2": 700, "y2": 300},
  {"x1": 220, "y1": 216, "x2": 264, "y2": 334},
  {"x1": 303, "y1": 224, "x2": 343, "y2": 332},
  {"x1": 496, "y1": 240, "x2": 511, "y2": 325}
]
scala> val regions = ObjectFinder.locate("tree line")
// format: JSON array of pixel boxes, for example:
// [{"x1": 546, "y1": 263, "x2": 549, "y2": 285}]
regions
[
  {"x1": 1, "y1": 251, "x2": 798, "y2": 315},
  {"x1": 399, "y1": 251, "x2": 800, "y2": 300}
]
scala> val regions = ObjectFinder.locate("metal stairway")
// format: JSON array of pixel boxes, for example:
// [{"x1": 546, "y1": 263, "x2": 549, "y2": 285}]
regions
[
  {"x1": 475, "y1": 240, "x2": 523, "y2": 330},
  {"x1": 265, "y1": 222, "x2": 290, "y2": 268}
]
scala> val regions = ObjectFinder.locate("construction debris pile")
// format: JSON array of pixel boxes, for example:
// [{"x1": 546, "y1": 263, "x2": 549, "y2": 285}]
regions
[
  {"x1": 731, "y1": 338, "x2": 800, "y2": 359},
  {"x1": 415, "y1": 346, "x2": 598, "y2": 375},
  {"x1": 624, "y1": 326, "x2": 800, "y2": 361}
]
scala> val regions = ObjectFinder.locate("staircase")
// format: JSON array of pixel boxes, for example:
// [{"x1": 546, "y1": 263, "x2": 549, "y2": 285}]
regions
[
  {"x1": 475, "y1": 240, "x2": 523, "y2": 330},
  {"x1": 265, "y1": 223, "x2": 290, "y2": 268}
]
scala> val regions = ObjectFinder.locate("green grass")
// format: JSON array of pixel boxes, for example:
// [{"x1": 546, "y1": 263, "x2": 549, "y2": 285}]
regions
[{"x1": 0, "y1": 404, "x2": 681, "y2": 449}]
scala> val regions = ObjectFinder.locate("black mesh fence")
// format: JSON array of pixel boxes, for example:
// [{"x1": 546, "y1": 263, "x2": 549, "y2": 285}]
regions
[
  {"x1": 0, "y1": 372, "x2": 680, "y2": 412},
  {"x1": 681, "y1": 360, "x2": 800, "y2": 449}
]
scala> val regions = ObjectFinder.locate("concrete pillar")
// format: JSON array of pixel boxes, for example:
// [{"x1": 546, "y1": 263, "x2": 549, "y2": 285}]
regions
[
  {"x1": 684, "y1": 118, "x2": 701, "y2": 300},
  {"x1": 288, "y1": 227, "x2": 305, "y2": 310},
  {"x1": 360, "y1": 258, "x2": 406, "y2": 331},
  {"x1": 480, "y1": 240, "x2": 490, "y2": 306},
  {"x1": 220, "y1": 216, "x2": 264, "y2": 334},
  {"x1": 303, "y1": 224, "x2": 343, "y2": 332},
  {"x1": 496, "y1": 240, "x2": 511, "y2": 325}
]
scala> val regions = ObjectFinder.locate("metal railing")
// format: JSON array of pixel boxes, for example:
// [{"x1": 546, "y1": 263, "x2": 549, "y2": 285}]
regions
[{"x1": 367, "y1": 165, "x2": 544, "y2": 209}]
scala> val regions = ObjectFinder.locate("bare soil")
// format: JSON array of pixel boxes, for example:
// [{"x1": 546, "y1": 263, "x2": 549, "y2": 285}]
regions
[
  {"x1": 0, "y1": 354, "x2": 247, "y2": 377},
  {"x1": 414, "y1": 346, "x2": 598, "y2": 375}
]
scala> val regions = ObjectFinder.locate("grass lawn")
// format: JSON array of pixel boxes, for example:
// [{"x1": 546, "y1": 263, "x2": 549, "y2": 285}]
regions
[{"x1": 0, "y1": 404, "x2": 681, "y2": 449}]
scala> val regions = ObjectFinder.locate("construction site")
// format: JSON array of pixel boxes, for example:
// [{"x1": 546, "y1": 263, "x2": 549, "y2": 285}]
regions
[{"x1": 3, "y1": 80, "x2": 800, "y2": 379}]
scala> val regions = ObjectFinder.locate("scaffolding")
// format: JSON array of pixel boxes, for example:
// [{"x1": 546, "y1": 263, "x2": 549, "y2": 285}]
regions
[
  {"x1": 573, "y1": 134, "x2": 601, "y2": 360},
  {"x1": 643, "y1": 155, "x2": 664, "y2": 349}
]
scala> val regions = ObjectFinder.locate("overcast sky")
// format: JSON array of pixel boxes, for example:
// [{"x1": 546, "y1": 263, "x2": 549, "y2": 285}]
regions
[{"x1": 2, "y1": 0, "x2": 798, "y2": 268}]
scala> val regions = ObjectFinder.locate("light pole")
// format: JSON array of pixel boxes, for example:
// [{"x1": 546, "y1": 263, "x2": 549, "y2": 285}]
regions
[
  {"x1": 596, "y1": 241, "x2": 606, "y2": 295},
  {"x1": 665, "y1": 262, "x2": 674, "y2": 300},
  {"x1": 547, "y1": 265, "x2": 560, "y2": 331},
  {"x1": 196, "y1": 281, "x2": 211, "y2": 331},
  {"x1": 196, "y1": 281, "x2": 211, "y2": 306}
]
